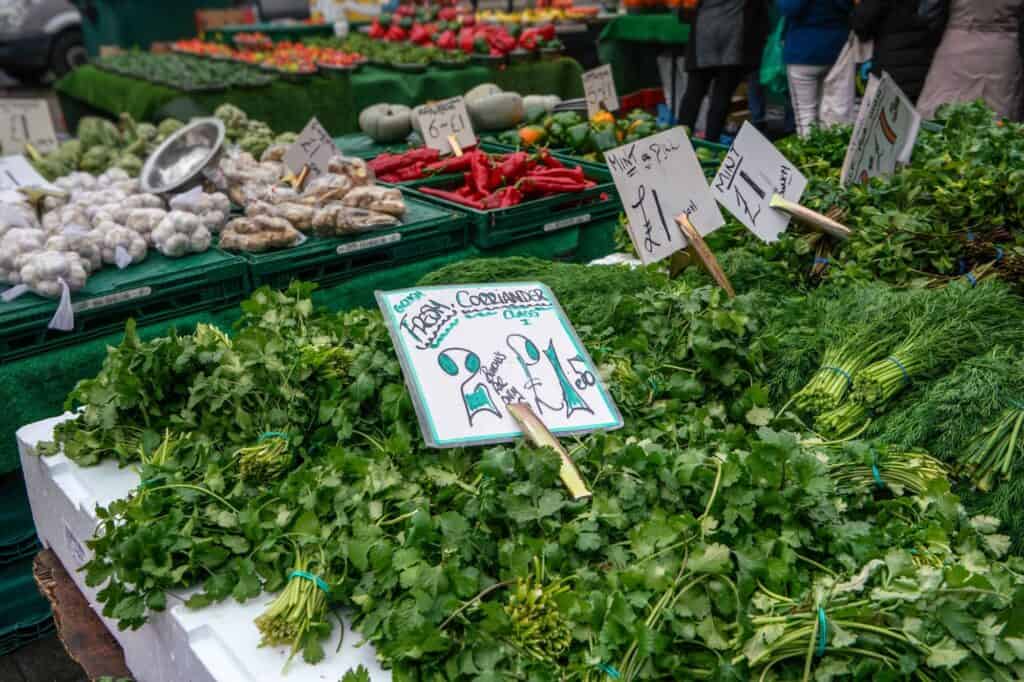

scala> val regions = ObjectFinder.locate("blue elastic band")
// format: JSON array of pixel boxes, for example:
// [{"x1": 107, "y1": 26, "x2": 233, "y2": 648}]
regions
[
  {"x1": 957, "y1": 258, "x2": 967, "y2": 275},
  {"x1": 871, "y1": 451, "x2": 884, "y2": 489},
  {"x1": 966, "y1": 231, "x2": 975, "y2": 242},
  {"x1": 138, "y1": 477, "x2": 161, "y2": 489},
  {"x1": 597, "y1": 663, "x2": 621, "y2": 679},
  {"x1": 885, "y1": 356, "x2": 910, "y2": 385},
  {"x1": 259, "y1": 431, "x2": 288, "y2": 442},
  {"x1": 816, "y1": 608, "x2": 828, "y2": 657},
  {"x1": 995, "y1": 247, "x2": 1004, "y2": 263},
  {"x1": 823, "y1": 366, "x2": 853, "y2": 389},
  {"x1": 289, "y1": 570, "x2": 330, "y2": 594},
  {"x1": 965, "y1": 272, "x2": 977, "y2": 287},
  {"x1": 814, "y1": 256, "x2": 830, "y2": 265}
]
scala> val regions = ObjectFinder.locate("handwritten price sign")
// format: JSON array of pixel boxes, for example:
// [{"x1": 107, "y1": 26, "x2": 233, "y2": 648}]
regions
[
  {"x1": 582, "y1": 64, "x2": 619, "y2": 119},
  {"x1": 711, "y1": 122, "x2": 808, "y2": 242},
  {"x1": 284, "y1": 117, "x2": 339, "y2": 178},
  {"x1": 841, "y1": 72, "x2": 920, "y2": 187},
  {"x1": 0, "y1": 99, "x2": 58, "y2": 155},
  {"x1": 377, "y1": 283, "x2": 622, "y2": 448},
  {"x1": 416, "y1": 97, "x2": 476, "y2": 155},
  {"x1": 605, "y1": 127, "x2": 724, "y2": 265}
]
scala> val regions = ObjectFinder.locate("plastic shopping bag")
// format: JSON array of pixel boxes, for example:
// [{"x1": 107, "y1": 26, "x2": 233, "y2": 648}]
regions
[
  {"x1": 820, "y1": 32, "x2": 873, "y2": 127},
  {"x1": 759, "y1": 18, "x2": 787, "y2": 101}
]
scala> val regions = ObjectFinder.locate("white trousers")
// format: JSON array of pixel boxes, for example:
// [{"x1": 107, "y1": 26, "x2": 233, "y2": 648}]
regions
[{"x1": 787, "y1": 64, "x2": 831, "y2": 137}]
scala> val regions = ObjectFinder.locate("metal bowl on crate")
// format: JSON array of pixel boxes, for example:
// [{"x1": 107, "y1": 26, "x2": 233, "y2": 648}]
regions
[{"x1": 140, "y1": 118, "x2": 226, "y2": 195}]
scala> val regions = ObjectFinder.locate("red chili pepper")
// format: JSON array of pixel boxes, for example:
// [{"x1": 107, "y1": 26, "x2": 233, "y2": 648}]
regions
[
  {"x1": 469, "y1": 152, "x2": 493, "y2": 193},
  {"x1": 420, "y1": 186, "x2": 484, "y2": 209},
  {"x1": 539, "y1": 23, "x2": 556, "y2": 41},
  {"x1": 526, "y1": 166, "x2": 586, "y2": 184},
  {"x1": 481, "y1": 186, "x2": 523, "y2": 209},
  {"x1": 536, "y1": 149, "x2": 564, "y2": 168},
  {"x1": 520, "y1": 176, "x2": 589, "y2": 194},
  {"x1": 393, "y1": 162, "x2": 425, "y2": 181},
  {"x1": 424, "y1": 150, "x2": 476, "y2": 174},
  {"x1": 492, "y1": 151, "x2": 529, "y2": 185},
  {"x1": 368, "y1": 152, "x2": 405, "y2": 175}
]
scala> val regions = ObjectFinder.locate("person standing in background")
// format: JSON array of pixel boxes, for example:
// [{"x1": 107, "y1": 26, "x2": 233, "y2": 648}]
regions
[
  {"x1": 677, "y1": 0, "x2": 770, "y2": 143},
  {"x1": 777, "y1": 0, "x2": 853, "y2": 136},
  {"x1": 851, "y1": 0, "x2": 948, "y2": 104},
  {"x1": 917, "y1": 0, "x2": 1024, "y2": 121}
]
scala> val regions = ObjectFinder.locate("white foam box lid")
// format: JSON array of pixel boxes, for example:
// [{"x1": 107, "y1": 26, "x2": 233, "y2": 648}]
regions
[{"x1": 17, "y1": 415, "x2": 391, "y2": 682}]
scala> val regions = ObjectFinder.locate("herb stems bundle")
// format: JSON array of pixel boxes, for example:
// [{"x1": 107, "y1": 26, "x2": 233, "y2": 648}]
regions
[
  {"x1": 828, "y1": 446, "x2": 948, "y2": 496},
  {"x1": 236, "y1": 433, "x2": 292, "y2": 483},
  {"x1": 795, "y1": 339, "x2": 889, "y2": 414},
  {"x1": 255, "y1": 545, "x2": 334, "y2": 667},
  {"x1": 960, "y1": 405, "x2": 1024, "y2": 491}
]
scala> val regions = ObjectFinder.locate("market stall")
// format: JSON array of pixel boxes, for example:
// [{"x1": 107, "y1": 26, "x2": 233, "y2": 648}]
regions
[
  {"x1": 55, "y1": 58, "x2": 585, "y2": 134},
  {"x1": 598, "y1": 14, "x2": 689, "y2": 104}
]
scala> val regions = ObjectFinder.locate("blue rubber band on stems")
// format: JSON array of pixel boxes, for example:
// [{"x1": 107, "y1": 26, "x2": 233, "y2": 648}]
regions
[
  {"x1": 597, "y1": 663, "x2": 621, "y2": 679},
  {"x1": 871, "y1": 451, "x2": 885, "y2": 489},
  {"x1": 289, "y1": 570, "x2": 330, "y2": 594},
  {"x1": 816, "y1": 607, "x2": 828, "y2": 656},
  {"x1": 884, "y1": 356, "x2": 910, "y2": 385},
  {"x1": 822, "y1": 366, "x2": 853, "y2": 388},
  {"x1": 259, "y1": 431, "x2": 288, "y2": 442}
]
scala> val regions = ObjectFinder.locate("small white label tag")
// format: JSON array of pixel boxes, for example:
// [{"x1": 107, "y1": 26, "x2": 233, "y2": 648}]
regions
[
  {"x1": 72, "y1": 286, "x2": 152, "y2": 313},
  {"x1": 582, "y1": 64, "x2": 620, "y2": 118},
  {"x1": 544, "y1": 213, "x2": 591, "y2": 232},
  {"x1": 336, "y1": 232, "x2": 401, "y2": 255},
  {"x1": 65, "y1": 522, "x2": 87, "y2": 566}
]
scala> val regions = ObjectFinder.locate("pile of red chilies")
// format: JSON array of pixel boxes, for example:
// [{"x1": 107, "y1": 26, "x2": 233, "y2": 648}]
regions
[{"x1": 368, "y1": 148, "x2": 596, "y2": 209}]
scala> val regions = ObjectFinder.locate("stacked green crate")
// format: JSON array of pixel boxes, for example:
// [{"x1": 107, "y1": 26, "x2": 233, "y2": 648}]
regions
[{"x1": 0, "y1": 472, "x2": 51, "y2": 655}]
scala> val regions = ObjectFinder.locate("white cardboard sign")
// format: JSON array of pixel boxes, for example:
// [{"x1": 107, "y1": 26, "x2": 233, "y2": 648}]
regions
[
  {"x1": 841, "y1": 72, "x2": 921, "y2": 187},
  {"x1": 0, "y1": 155, "x2": 61, "y2": 194},
  {"x1": 711, "y1": 121, "x2": 808, "y2": 242},
  {"x1": 582, "y1": 64, "x2": 620, "y2": 118},
  {"x1": 604, "y1": 127, "x2": 725, "y2": 265},
  {"x1": 283, "y1": 117, "x2": 338, "y2": 178},
  {"x1": 0, "y1": 99, "x2": 58, "y2": 155},
  {"x1": 416, "y1": 97, "x2": 476, "y2": 155},
  {"x1": 376, "y1": 283, "x2": 622, "y2": 448}
]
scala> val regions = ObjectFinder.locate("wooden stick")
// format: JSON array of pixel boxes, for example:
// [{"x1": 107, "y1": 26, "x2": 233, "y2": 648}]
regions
[
  {"x1": 675, "y1": 213, "x2": 735, "y2": 298},
  {"x1": 448, "y1": 134, "x2": 464, "y2": 157},
  {"x1": 508, "y1": 403, "x2": 591, "y2": 501},
  {"x1": 290, "y1": 164, "x2": 310, "y2": 191},
  {"x1": 769, "y1": 194, "x2": 852, "y2": 241}
]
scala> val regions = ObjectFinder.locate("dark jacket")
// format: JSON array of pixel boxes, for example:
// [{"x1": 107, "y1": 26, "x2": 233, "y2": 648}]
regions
[
  {"x1": 778, "y1": 0, "x2": 853, "y2": 66},
  {"x1": 685, "y1": 0, "x2": 771, "y2": 71},
  {"x1": 852, "y1": 0, "x2": 949, "y2": 103}
]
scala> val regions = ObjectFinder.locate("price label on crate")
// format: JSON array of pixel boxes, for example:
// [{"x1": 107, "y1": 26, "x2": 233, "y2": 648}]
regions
[
  {"x1": 711, "y1": 121, "x2": 808, "y2": 243},
  {"x1": 605, "y1": 127, "x2": 724, "y2": 265},
  {"x1": 0, "y1": 155, "x2": 60, "y2": 194},
  {"x1": 284, "y1": 117, "x2": 338, "y2": 178},
  {"x1": 376, "y1": 282, "x2": 623, "y2": 448},
  {"x1": 841, "y1": 72, "x2": 921, "y2": 187},
  {"x1": 582, "y1": 64, "x2": 619, "y2": 119},
  {"x1": 0, "y1": 99, "x2": 58, "y2": 155},
  {"x1": 416, "y1": 97, "x2": 476, "y2": 155}
]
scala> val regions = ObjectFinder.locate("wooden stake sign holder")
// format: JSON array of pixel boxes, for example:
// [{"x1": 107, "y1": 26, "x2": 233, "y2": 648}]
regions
[
  {"x1": 508, "y1": 403, "x2": 592, "y2": 501},
  {"x1": 675, "y1": 213, "x2": 736, "y2": 298},
  {"x1": 447, "y1": 134, "x2": 464, "y2": 157},
  {"x1": 769, "y1": 194, "x2": 852, "y2": 241}
]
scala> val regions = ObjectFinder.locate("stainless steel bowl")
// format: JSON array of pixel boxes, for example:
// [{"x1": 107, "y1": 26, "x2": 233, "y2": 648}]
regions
[{"x1": 140, "y1": 118, "x2": 226, "y2": 195}]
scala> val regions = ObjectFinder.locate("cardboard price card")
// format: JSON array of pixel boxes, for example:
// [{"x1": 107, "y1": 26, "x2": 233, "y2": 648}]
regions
[
  {"x1": 604, "y1": 127, "x2": 724, "y2": 265},
  {"x1": 841, "y1": 72, "x2": 921, "y2": 187},
  {"x1": 0, "y1": 99, "x2": 58, "y2": 155},
  {"x1": 284, "y1": 117, "x2": 338, "y2": 178},
  {"x1": 416, "y1": 97, "x2": 476, "y2": 155},
  {"x1": 0, "y1": 155, "x2": 61, "y2": 194},
  {"x1": 582, "y1": 64, "x2": 620, "y2": 118},
  {"x1": 377, "y1": 283, "x2": 623, "y2": 448},
  {"x1": 711, "y1": 121, "x2": 808, "y2": 243}
]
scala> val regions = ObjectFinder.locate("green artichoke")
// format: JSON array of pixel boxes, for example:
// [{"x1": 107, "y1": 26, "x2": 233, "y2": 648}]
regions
[
  {"x1": 214, "y1": 104, "x2": 248, "y2": 130},
  {"x1": 77, "y1": 117, "x2": 121, "y2": 150}
]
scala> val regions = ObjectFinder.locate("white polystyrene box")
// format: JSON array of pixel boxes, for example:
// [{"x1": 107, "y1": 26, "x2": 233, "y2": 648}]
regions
[{"x1": 17, "y1": 416, "x2": 391, "y2": 682}]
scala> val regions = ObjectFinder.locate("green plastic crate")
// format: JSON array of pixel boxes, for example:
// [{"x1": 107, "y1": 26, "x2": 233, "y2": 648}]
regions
[
  {"x1": 0, "y1": 555, "x2": 52, "y2": 655},
  {"x1": 0, "y1": 250, "x2": 250, "y2": 364},
  {"x1": 0, "y1": 472, "x2": 39, "y2": 566},
  {"x1": 333, "y1": 133, "x2": 425, "y2": 160},
  {"x1": 242, "y1": 195, "x2": 470, "y2": 291},
  {"x1": 405, "y1": 156, "x2": 619, "y2": 248}
]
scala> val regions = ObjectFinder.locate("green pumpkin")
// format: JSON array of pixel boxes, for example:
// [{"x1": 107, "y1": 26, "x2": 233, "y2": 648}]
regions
[
  {"x1": 465, "y1": 86, "x2": 525, "y2": 132},
  {"x1": 359, "y1": 104, "x2": 413, "y2": 143}
]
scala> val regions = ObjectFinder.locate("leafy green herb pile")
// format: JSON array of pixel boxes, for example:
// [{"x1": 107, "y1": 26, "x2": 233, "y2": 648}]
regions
[
  {"x1": 95, "y1": 51, "x2": 275, "y2": 91},
  {"x1": 41, "y1": 260, "x2": 1024, "y2": 680}
]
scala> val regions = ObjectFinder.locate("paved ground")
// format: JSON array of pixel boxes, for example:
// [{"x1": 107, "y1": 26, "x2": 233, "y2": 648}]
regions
[{"x1": 0, "y1": 635, "x2": 88, "y2": 682}]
